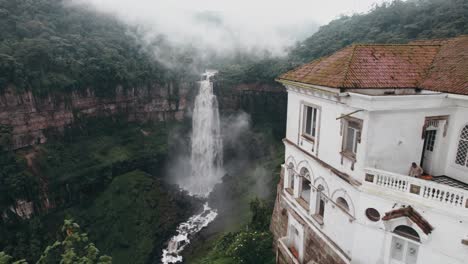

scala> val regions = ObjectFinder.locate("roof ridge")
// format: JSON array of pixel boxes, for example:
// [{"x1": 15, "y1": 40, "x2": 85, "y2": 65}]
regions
[{"x1": 341, "y1": 45, "x2": 358, "y2": 88}]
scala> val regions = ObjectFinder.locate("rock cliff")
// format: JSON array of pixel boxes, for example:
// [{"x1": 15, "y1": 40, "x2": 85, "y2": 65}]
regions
[{"x1": 0, "y1": 82, "x2": 193, "y2": 149}]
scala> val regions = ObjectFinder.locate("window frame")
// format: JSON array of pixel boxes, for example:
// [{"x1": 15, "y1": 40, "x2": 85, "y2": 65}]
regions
[
  {"x1": 336, "y1": 197, "x2": 350, "y2": 212},
  {"x1": 313, "y1": 185, "x2": 326, "y2": 223},
  {"x1": 425, "y1": 130, "x2": 437, "y2": 152},
  {"x1": 390, "y1": 234, "x2": 420, "y2": 264},
  {"x1": 340, "y1": 116, "x2": 363, "y2": 162},
  {"x1": 301, "y1": 104, "x2": 320, "y2": 142},
  {"x1": 299, "y1": 176, "x2": 311, "y2": 204}
]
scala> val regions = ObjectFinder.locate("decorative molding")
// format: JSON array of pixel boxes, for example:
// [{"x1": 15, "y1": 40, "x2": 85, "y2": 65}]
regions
[
  {"x1": 421, "y1": 115, "x2": 449, "y2": 139},
  {"x1": 283, "y1": 138, "x2": 362, "y2": 187},
  {"x1": 382, "y1": 206, "x2": 434, "y2": 235}
]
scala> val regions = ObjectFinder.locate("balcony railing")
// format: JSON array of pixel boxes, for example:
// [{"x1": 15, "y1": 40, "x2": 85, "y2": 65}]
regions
[{"x1": 364, "y1": 168, "x2": 468, "y2": 209}]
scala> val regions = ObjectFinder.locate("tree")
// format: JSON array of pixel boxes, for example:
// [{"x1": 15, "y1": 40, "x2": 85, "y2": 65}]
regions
[{"x1": 0, "y1": 219, "x2": 112, "y2": 264}]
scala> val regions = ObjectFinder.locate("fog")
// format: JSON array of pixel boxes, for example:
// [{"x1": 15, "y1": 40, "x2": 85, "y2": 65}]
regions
[{"x1": 70, "y1": 0, "x2": 388, "y2": 62}]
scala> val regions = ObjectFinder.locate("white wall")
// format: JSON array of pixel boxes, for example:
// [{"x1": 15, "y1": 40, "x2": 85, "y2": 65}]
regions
[
  {"x1": 353, "y1": 190, "x2": 468, "y2": 264},
  {"x1": 285, "y1": 86, "x2": 370, "y2": 182},
  {"x1": 283, "y1": 85, "x2": 468, "y2": 264},
  {"x1": 365, "y1": 108, "x2": 454, "y2": 176},
  {"x1": 444, "y1": 106, "x2": 468, "y2": 183},
  {"x1": 284, "y1": 143, "x2": 360, "y2": 258}
]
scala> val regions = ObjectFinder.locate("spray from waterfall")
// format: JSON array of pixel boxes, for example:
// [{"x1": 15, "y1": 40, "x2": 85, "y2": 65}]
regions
[
  {"x1": 186, "y1": 70, "x2": 224, "y2": 197},
  {"x1": 161, "y1": 70, "x2": 222, "y2": 263}
]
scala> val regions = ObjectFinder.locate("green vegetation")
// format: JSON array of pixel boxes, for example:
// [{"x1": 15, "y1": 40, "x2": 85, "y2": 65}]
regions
[
  {"x1": 0, "y1": 0, "x2": 175, "y2": 96},
  {"x1": 290, "y1": 0, "x2": 468, "y2": 63},
  {"x1": 57, "y1": 170, "x2": 198, "y2": 264},
  {"x1": 0, "y1": 125, "x2": 40, "y2": 214},
  {"x1": 37, "y1": 118, "x2": 172, "y2": 207},
  {"x1": 1, "y1": 219, "x2": 111, "y2": 264},
  {"x1": 190, "y1": 199, "x2": 275, "y2": 264},
  {"x1": 1, "y1": 119, "x2": 199, "y2": 263}
]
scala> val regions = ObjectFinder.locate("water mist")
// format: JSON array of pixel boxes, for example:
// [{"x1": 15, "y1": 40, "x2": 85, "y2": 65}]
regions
[
  {"x1": 187, "y1": 70, "x2": 224, "y2": 196},
  {"x1": 161, "y1": 70, "x2": 222, "y2": 263}
]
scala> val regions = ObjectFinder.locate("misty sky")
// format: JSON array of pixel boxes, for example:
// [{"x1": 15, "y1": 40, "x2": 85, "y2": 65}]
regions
[{"x1": 72, "y1": 0, "x2": 391, "y2": 59}]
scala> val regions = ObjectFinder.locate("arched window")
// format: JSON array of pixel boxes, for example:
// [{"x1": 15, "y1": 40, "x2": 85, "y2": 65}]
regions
[
  {"x1": 394, "y1": 225, "x2": 420, "y2": 242},
  {"x1": 455, "y1": 125, "x2": 468, "y2": 167},
  {"x1": 336, "y1": 197, "x2": 349, "y2": 212},
  {"x1": 300, "y1": 177, "x2": 311, "y2": 204},
  {"x1": 299, "y1": 167, "x2": 310, "y2": 179}
]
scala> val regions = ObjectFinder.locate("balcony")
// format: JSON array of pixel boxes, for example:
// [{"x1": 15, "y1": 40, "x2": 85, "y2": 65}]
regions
[
  {"x1": 278, "y1": 237, "x2": 301, "y2": 264},
  {"x1": 364, "y1": 168, "x2": 468, "y2": 210}
]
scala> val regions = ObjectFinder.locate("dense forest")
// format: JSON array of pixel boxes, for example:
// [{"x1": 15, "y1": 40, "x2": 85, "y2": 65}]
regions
[
  {"x1": 0, "y1": 0, "x2": 191, "y2": 96},
  {"x1": 1, "y1": 0, "x2": 468, "y2": 263}
]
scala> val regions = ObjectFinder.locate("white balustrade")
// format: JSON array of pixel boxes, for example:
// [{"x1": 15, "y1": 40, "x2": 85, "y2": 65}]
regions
[{"x1": 365, "y1": 168, "x2": 468, "y2": 209}]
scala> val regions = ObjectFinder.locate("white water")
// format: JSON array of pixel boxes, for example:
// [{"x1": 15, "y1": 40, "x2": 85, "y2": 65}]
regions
[
  {"x1": 161, "y1": 71, "x2": 222, "y2": 263},
  {"x1": 186, "y1": 70, "x2": 224, "y2": 196},
  {"x1": 161, "y1": 203, "x2": 218, "y2": 264}
]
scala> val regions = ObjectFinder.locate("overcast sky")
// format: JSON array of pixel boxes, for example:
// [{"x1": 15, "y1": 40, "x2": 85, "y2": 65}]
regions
[{"x1": 71, "y1": 0, "x2": 391, "y2": 61}]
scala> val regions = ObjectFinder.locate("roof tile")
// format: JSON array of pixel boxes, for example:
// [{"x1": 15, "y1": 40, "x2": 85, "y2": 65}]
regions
[{"x1": 279, "y1": 35, "x2": 468, "y2": 95}]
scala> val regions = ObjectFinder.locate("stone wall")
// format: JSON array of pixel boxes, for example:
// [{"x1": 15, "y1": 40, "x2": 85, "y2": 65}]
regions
[{"x1": 0, "y1": 82, "x2": 193, "y2": 149}]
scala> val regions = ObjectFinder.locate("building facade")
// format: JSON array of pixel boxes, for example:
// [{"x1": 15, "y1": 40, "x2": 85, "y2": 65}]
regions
[{"x1": 271, "y1": 36, "x2": 468, "y2": 264}]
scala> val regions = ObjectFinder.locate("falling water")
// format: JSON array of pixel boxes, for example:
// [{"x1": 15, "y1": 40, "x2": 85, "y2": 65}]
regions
[
  {"x1": 161, "y1": 70, "x2": 222, "y2": 263},
  {"x1": 161, "y1": 203, "x2": 218, "y2": 263},
  {"x1": 187, "y1": 70, "x2": 224, "y2": 196}
]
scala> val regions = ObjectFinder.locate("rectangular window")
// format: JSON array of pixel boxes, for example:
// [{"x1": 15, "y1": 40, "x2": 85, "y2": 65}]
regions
[
  {"x1": 391, "y1": 236, "x2": 419, "y2": 264},
  {"x1": 318, "y1": 197, "x2": 325, "y2": 218},
  {"x1": 425, "y1": 130, "x2": 436, "y2": 152},
  {"x1": 343, "y1": 120, "x2": 361, "y2": 156},
  {"x1": 303, "y1": 105, "x2": 318, "y2": 139}
]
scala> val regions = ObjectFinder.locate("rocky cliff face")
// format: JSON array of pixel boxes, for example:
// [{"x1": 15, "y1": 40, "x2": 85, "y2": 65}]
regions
[
  {"x1": 214, "y1": 82, "x2": 287, "y2": 140},
  {"x1": 215, "y1": 82, "x2": 286, "y2": 111},
  {"x1": 0, "y1": 82, "x2": 193, "y2": 150}
]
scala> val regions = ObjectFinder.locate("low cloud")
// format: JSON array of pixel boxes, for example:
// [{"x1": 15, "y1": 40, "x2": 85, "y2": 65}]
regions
[{"x1": 69, "y1": 0, "x2": 320, "y2": 68}]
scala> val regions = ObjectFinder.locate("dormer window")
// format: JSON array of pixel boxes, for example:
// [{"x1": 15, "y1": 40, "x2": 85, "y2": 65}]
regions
[{"x1": 302, "y1": 105, "x2": 318, "y2": 140}]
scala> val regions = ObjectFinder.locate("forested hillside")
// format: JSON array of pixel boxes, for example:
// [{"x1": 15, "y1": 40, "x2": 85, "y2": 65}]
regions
[
  {"x1": 0, "y1": 2, "x2": 199, "y2": 263},
  {"x1": 0, "y1": 0, "x2": 178, "y2": 96},
  {"x1": 290, "y1": 0, "x2": 468, "y2": 63},
  {"x1": 218, "y1": 0, "x2": 468, "y2": 86}
]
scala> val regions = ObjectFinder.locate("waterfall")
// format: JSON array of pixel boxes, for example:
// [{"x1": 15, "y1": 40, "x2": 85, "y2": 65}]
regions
[
  {"x1": 161, "y1": 70, "x2": 222, "y2": 263},
  {"x1": 161, "y1": 203, "x2": 218, "y2": 264},
  {"x1": 187, "y1": 70, "x2": 224, "y2": 197}
]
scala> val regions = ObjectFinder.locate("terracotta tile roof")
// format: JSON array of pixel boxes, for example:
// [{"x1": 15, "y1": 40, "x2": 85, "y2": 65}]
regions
[
  {"x1": 281, "y1": 46, "x2": 355, "y2": 88},
  {"x1": 419, "y1": 36, "x2": 468, "y2": 95},
  {"x1": 382, "y1": 206, "x2": 434, "y2": 235},
  {"x1": 279, "y1": 35, "x2": 468, "y2": 95}
]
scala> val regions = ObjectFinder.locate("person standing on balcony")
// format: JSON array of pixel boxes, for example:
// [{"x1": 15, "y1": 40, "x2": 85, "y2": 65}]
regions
[{"x1": 408, "y1": 162, "x2": 423, "y2": 177}]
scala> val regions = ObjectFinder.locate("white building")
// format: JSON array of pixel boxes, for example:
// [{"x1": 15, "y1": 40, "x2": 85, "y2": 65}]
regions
[{"x1": 270, "y1": 36, "x2": 468, "y2": 264}]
